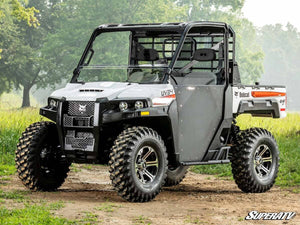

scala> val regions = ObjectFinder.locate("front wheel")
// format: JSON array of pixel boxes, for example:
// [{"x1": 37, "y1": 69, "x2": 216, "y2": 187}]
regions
[
  {"x1": 109, "y1": 127, "x2": 168, "y2": 202},
  {"x1": 15, "y1": 122, "x2": 70, "y2": 191},
  {"x1": 230, "y1": 128, "x2": 279, "y2": 193}
]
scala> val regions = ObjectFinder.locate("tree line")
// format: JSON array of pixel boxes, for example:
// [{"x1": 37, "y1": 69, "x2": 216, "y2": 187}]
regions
[{"x1": 0, "y1": 0, "x2": 299, "y2": 109}]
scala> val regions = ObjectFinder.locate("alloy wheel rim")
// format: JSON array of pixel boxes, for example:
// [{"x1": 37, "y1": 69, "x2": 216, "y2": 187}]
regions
[
  {"x1": 253, "y1": 144, "x2": 273, "y2": 180},
  {"x1": 135, "y1": 146, "x2": 159, "y2": 184}
]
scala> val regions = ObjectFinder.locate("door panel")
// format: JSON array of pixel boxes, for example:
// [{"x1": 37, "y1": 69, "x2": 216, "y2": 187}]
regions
[{"x1": 174, "y1": 85, "x2": 225, "y2": 162}]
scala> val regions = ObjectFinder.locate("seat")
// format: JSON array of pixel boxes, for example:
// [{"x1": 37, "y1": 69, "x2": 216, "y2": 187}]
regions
[{"x1": 173, "y1": 48, "x2": 218, "y2": 85}]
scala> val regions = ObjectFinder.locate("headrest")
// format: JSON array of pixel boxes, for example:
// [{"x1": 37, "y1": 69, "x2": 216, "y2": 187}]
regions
[
  {"x1": 136, "y1": 48, "x2": 159, "y2": 61},
  {"x1": 193, "y1": 49, "x2": 216, "y2": 61}
]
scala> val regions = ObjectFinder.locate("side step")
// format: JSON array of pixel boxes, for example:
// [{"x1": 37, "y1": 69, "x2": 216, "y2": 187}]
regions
[{"x1": 181, "y1": 146, "x2": 231, "y2": 166}]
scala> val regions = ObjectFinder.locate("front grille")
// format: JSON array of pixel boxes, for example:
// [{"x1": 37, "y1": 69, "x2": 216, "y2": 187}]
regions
[
  {"x1": 66, "y1": 137, "x2": 94, "y2": 149},
  {"x1": 68, "y1": 101, "x2": 95, "y2": 116},
  {"x1": 63, "y1": 115, "x2": 94, "y2": 127},
  {"x1": 65, "y1": 130, "x2": 94, "y2": 151}
]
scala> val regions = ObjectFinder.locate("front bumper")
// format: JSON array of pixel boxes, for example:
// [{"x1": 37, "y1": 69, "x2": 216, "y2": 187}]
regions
[
  {"x1": 40, "y1": 98, "x2": 167, "y2": 162},
  {"x1": 40, "y1": 99, "x2": 100, "y2": 162}
]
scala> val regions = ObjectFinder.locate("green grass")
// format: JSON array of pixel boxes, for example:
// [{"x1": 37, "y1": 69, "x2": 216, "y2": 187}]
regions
[
  {"x1": 0, "y1": 204, "x2": 74, "y2": 225},
  {"x1": 81, "y1": 164, "x2": 93, "y2": 170},
  {"x1": 77, "y1": 211, "x2": 99, "y2": 224},
  {"x1": 0, "y1": 165, "x2": 16, "y2": 176},
  {"x1": 132, "y1": 215, "x2": 152, "y2": 225},
  {"x1": 192, "y1": 113, "x2": 300, "y2": 188},
  {"x1": 191, "y1": 164, "x2": 232, "y2": 177},
  {"x1": 95, "y1": 202, "x2": 121, "y2": 212},
  {"x1": 0, "y1": 189, "x2": 92, "y2": 225},
  {"x1": 0, "y1": 108, "x2": 43, "y2": 166},
  {"x1": 0, "y1": 189, "x2": 28, "y2": 204},
  {"x1": 70, "y1": 164, "x2": 81, "y2": 173},
  {"x1": 184, "y1": 215, "x2": 207, "y2": 224},
  {"x1": 48, "y1": 201, "x2": 66, "y2": 211},
  {"x1": 0, "y1": 188, "x2": 73, "y2": 225},
  {"x1": 0, "y1": 190, "x2": 29, "y2": 201}
]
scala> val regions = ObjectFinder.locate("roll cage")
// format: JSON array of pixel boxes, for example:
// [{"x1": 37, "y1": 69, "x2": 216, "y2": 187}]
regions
[{"x1": 71, "y1": 22, "x2": 236, "y2": 85}]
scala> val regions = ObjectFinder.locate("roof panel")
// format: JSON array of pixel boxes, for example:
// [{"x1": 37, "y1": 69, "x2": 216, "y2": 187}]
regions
[{"x1": 97, "y1": 21, "x2": 228, "y2": 30}]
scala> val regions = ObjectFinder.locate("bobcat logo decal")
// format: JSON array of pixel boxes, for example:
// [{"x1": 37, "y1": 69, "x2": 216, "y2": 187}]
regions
[{"x1": 78, "y1": 104, "x2": 87, "y2": 113}]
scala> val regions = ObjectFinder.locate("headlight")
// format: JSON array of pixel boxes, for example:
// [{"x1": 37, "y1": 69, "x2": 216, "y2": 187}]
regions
[
  {"x1": 49, "y1": 99, "x2": 58, "y2": 108},
  {"x1": 119, "y1": 101, "x2": 128, "y2": 111},
  {"x1": 135, "y1": 101, "x2": 144, "y2": 109}
]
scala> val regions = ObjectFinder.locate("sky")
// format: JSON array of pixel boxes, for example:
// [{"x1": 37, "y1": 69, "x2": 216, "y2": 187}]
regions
[{"x1": 242, "y1": 0, "x2": 300, "y2": 30}]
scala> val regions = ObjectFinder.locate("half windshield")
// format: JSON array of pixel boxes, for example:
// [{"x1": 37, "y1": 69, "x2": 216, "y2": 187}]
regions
[
  {"x1": 78, "y1": 31, "x2": 172, "y2": 83},
  {"x1": 79, "y1": 65, "x2": 168, "y2": 83}
]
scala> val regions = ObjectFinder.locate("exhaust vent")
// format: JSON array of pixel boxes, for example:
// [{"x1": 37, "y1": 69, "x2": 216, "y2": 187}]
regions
[{"x1": 79, "y1": 89, "x2": 103, "y2": 92}]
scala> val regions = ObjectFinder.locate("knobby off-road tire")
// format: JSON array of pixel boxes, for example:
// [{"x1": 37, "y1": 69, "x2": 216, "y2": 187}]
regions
[
  {"x1": 164, "y1": 165, "x2": 189, "y2": 187},
  {"x1": 109, "y1": 126, "x2": 168, "y2": 202},
  {"x1": 230, "y1": 128, "x2": 279, "y2": 193},
  {"x1": 15, "y1": 121, "x2": 70, "y2": 191}
]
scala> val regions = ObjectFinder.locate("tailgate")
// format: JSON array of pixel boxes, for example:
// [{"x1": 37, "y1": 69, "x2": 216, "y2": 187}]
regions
[{"x1": 232, "y1": 85, "x2": 287, "y2": 118}]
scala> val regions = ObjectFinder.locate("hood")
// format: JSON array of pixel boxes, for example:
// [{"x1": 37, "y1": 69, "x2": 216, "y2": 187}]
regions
[{"x1": 50, "y1": 82, "x2": 174, "y2": 101}]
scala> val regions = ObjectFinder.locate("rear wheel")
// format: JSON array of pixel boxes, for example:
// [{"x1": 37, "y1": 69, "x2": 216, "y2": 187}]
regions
[
  {"x1": 164, "y1": 165, "x2": 188, "y2": 187},
  {"x1": 230, "y1": 128, "x2": 279, "y2": 193},
  {"x1": 109, "y1": 126, "x2": 168, "y2": 202},
  {"x1": 15, "y1": 122, "x2": 70, "y2": 191}
]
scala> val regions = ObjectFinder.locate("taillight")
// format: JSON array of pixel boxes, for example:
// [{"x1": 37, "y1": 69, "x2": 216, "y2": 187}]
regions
[{"x1": 251, "y1": 91, "x2": 286, "y2": 98}]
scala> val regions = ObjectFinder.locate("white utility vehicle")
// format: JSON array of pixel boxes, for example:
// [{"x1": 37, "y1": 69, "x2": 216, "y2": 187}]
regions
[{"x1": 16, "y1": 22, "x2": 286, "y2": 202}]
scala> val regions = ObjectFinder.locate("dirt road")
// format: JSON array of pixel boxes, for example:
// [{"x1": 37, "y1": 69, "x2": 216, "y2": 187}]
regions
[{"x1": 3, "y1": 164, "x2": 300, "y2": 224}]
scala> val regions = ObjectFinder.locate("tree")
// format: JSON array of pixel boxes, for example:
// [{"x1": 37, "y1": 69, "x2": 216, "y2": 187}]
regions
[
  {"x1": 0, "y1": 0, "x2": 38, "y2": 96},
  {"x1": 0, "y1": 0, "x2": 58, "y2": 107}
]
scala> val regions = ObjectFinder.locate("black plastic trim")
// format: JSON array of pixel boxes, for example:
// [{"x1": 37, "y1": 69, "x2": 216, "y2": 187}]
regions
[
  {"x1": 182, "y1": 159, "x2": 230, "y2": 166},
  {"x1": 65, "y1": 150, "x2": 98, "y2": 163},
  {"x1": 56, "y1": 98, "x2": 66, "y2": 151},
  {"x1": 40, "y1": 107, "x2": 57, "y2": 122},
  {"x1": 102, "y1": 107, "x2": 168, "y2": 124},
  {"x1": 237, "y1": 100, "x2": 280, "y2": 118}
]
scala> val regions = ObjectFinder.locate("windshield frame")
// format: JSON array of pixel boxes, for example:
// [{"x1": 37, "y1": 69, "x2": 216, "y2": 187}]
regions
[
  {"x1": 70, "y1": 23, "x2": 233, "y2": 84},
  {"x1": 71, "y1": 27, "x2": 184, "y2": 84}
]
